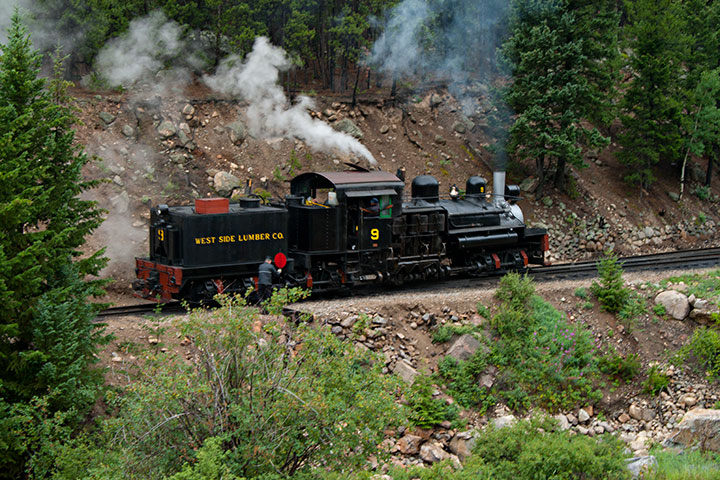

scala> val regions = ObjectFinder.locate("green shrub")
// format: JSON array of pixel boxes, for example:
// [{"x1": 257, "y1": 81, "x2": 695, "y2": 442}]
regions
[
  {"x1": 407, "y1": 375, "x2": 461, "y2": 429},
  {"x1": 649, "y1": 445, "x2": 720, "y2": 480},
  {"x1": 599, "y1": 350, "x2": 641, "y2": 382},
  {"x1": 674, "y1": 327, "x2": 720, "y2": 379},
  {"x1": 438, "y1": 273, "x2": 602, "y2": 413},
  {"x1": 643, "y1": 365, "x2": 670, "y2": 395},
  {"x1": 575, "y1": 287, "x2": 589, "y2": 299},
  {"x1": 471, "y1": 417, "x2": 629, "y2": 480},
  {"x1": 433, "y1": 324, "x2": 478, "y2": 343},
  {"x1": 694, "y1": 185, "x2": 711, "y2": 201},
  {"x1": 653, "y1": 304, "x2": 667, "y2": 316},
  {"x1": 617, "y1": 293, "x2": 647, "y2": 331},
  {"x1": 591, "y1": 252, "x2": 630, "y2": 313},
  {"x1": 80, "y1": 295, "x2": 404, "y2": 478},
  {"x1": 476, "y1": 303, "x2": 490, "y2": 319},
  {"x1": 437, "y1": 353, "x2": 492, "y2": 411}
]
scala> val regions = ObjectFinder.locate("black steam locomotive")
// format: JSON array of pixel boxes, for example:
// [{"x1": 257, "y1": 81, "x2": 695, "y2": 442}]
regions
[{"x1": 133, "y1": 169, "x2": 548, "y2": 302}]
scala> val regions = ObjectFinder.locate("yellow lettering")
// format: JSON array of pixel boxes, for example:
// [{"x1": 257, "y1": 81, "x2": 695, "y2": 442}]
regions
[
  {"x1": 370, "y1": 228, "x2": 380, "y2": 241},
  {"x1": 158, "y1": 229, "x2": 165, "y2": 242},
  {"x1": 272, "y1": 232, "x2": 277, "y2": 239},
  {"x1": 277, "y1": 232, "x2": 284, "y2": 239}
]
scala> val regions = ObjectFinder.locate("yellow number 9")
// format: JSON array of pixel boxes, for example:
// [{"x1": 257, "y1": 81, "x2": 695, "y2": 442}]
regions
[
  {"x1": 158, "y1": 229, "x2": 165, "y2": 241},
  {"x1": 370, "y1": 228, "x2": 379, "y2": 240}
]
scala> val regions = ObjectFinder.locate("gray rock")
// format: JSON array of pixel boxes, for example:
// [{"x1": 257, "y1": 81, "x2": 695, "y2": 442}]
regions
[
  {"x1": 420, "y1": 442, "x2": 456, "y2": 465},
  {"x1": 554, "y1": 414, "x2": 570, "y2": 431},
  {"x1": 213, "y1": 125, "x2": 225, "y2": 135},
  {"x1": 429, "y1": 93, "x2": 443, "y2": 108},
  {"x1": 213, "y1": 171, "x2": 241, "y2": 197},
  {"x1": 446, "y1": 334, "x2": 483, "y2": 361},
  {"x1": 379, "y1": 124, "x2": 390, "y2": 134},
  {"x1": 626, "y1": 456, "x2": 658, "y2": 478},
  {"x1": 629, "y1": 404, "x2": 656, "y2": 422},
  {"x1": 452, "y1": 121, "x2": 466, "y2": 134},
  {"x1": 449, "y1": 433, "x2": 476, "y2": 461},
  {"x1": 177, "y1": 129, "x2": 193, "y2": 147},
  {"x1": 110, "y1": 191, "x2": 129, "y2": 213},
  {"x1": 333, "y1": 118, "x2": 363, "y2": 139},
  {"x1": 157, "y1": 120, "x2": 177, "y2": 139},
  {"x1": 664, "y1": 408, "x2": 720, "y2": 452},
  {"x1": 654, "y1": 291, "x2": 690, "y2": 320},
  {"x1": 644, "y1": 226, "x2": 654, "y2": 239},
  {"x1": 227, "y1": 120, "x2": 246, "y2": 145},
  {"x1": 542, "y1": 196, "x2": 553, "y2": 207},
  {"x1": 434, "y1": 134, "x2": 446, "y2": 145},
  {"x1": 112, "y1": 175, "x2": 123, "y2": 186},
  {"x1": 121, "y1": 125, "x2": 135, "y2": 137},
  {"x1": 396, "y1": 434, "x2": 423, "y2": 455},
  {"x1": 492, "y1": 415, "x2": 516, "y2": 429},
  {"x1": 519, "y1": 177, "x2": 539, "y2": 193},
  {"x1": 340, "y1": 315, "x2": 358, "y2": 328},
  {"x1": 668, "y1": 192, "x2": 680, "y2": 201},
  {"x1": 578, "y1": 408, "x2": 591, "y2": 423},
  {"x1": 392, "y1": 360, "x2": 418, "y2": 385},
  {"x1": 331, "y1": 325, "x2": 343, "y2": 335},
  {"x1": 99, "y1": 111, "x2": 115, "y2": 125},
  {"x1": 689, "y1": 299, "x2": 720, "y2": 325},
  {"x1": 182, "y1": 103, "x2": 195, "y2": 115}
]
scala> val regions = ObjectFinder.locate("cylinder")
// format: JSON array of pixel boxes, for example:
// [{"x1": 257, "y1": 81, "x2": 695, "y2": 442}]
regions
[
  {"x1": 457, "y1": 232, "x2": 518, "y2": 249},
  {"x1": 411, "y1": 175, "x2": 439, "y2": 202},
  {"x1": 466, "y1": 176, "x2": 487, "y2": 198},
  {"x1": 493, "y1": 171, "x2": 506, "y2": 205}
]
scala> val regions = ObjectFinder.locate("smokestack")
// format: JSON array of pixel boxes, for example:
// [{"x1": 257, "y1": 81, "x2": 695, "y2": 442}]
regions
[{"x1": 493, "y1": 171, "x2": 505, "y2": 205}]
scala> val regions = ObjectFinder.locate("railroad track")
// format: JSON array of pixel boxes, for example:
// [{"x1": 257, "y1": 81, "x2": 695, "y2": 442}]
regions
[
  {"x1": 96, "y1": 301, "x2": 185, "y2": 318},
  {"x1": 98, "y1": 248, "x2": 720, "y2": 318},
  {"x1": 530, "y1": 247, "x2": 720, "y2": 280}
]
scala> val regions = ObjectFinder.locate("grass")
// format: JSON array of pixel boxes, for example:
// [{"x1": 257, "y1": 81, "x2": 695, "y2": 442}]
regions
[
  {"x1": 649, "y1": 447, "x2": 720, "y2": 480},
  {"x1": 659, "y1": 269, "x2": 720, "y2": 300}
]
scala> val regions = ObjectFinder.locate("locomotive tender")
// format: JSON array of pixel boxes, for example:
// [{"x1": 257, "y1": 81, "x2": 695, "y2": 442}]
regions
[{"x1": 134, "y1": 170, "x2": 549, "y2": 302}]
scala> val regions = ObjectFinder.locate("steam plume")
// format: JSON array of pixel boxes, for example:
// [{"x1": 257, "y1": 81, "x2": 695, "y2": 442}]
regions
[
  {"x1": 205, "y1": 37, "x2": 376, "y2": 165},
  {"x1": 95, "y1": 11, "x2": 194, "y2": 88}
]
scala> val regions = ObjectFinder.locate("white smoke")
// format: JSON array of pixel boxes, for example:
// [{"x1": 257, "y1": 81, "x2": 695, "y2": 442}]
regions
[
  {"x1": 205, "y1": 37, "x2": 376, "y2": 165},
  {"x1": 1, "y1": 0, "x2": 84, "y2": 53},
  {"x1": 95, "y1": 11, "x2": 196, "y2": 89},
  {"x1": 370, "y1": 0, "x2": 510, "y2": 103}
]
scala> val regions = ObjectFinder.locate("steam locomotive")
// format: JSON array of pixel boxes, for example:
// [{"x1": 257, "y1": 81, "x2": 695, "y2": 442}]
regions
[{"x1": 133, "y1": 169, "x2": 548, "y2": 303}]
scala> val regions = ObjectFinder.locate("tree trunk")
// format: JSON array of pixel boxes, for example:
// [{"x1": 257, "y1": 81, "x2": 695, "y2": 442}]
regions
[
  {"x1": 554, "y1": 157, "x2": 566, "y2": 191},
  {"x1": 535, "y1": 155, "x2": 545, "y2": 199},
  {"x1": 390, "y1": 76, "x2": 397, "y2": 98},
  {"x1": 351, "y1": 66, "x2": 361, "y2": 107},
  {"x1": 706, "y1": 148, "x2": 716, "y2": 186}
]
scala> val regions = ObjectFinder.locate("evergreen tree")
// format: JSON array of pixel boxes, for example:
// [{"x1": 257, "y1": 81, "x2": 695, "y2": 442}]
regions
[
  {"x1": 502, "y1": 0, "x2": 611, "y2": 196},
  {"x1": 0, "y1": 12, "x2": 107, "y2": 476},
  {"x1": 616, "y1": 0, "x2": 688, "y2": 190}
]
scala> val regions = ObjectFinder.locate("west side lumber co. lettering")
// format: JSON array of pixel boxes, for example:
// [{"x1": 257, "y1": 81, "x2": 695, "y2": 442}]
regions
[{"x1": 194, "y1": 232, "x2": 284, "y2": 245}]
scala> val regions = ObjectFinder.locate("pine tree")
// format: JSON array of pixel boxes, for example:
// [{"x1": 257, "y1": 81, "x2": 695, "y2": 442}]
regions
[
  {"x1": 616, "y1": 0, "x2": 688, "y2": 190},
  {"x1": 0, "y1": 13, "x2": 107, "y2": 475},
  {"x1": 502, "y1": 0, "x2": 613, "y2": 195}
]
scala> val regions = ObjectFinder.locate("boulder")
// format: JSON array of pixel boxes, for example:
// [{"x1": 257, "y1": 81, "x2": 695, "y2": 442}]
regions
[
  {"x1": 379, "y1": 124, "x2": 390, "y2": 134},
  {"x1": 99, "y1": 111, "x2": 115, "y2": 125},
  {"x1": 333, "y1": 118, "x2": 363, "y2": 139},
  {"x1": 629, "y1": 404, "x2": 656, "y2": 422},
  {"x1": 654, "y1": 291, "x2": 690, "y2": 320},
  {"x1": 213, "y1": 171, "x2": 241, "y2": 197},
  {"x1": 446, "y1": 334, "x2": 483, "y2": 362},
  {"x1": 396, "y1": 434, "x2": 423, "y2": 455},
  {"x1": 110, "y1": 191, "x2": 130, "y2": 214},
  {"x1": 519, "y1": 177, "x2": 539, "y2": 193},
  {"x1": 392, "y1": 360, "x2": 418, "y2": 385},
  {"x1": 664, "y1": 408, "x2": 720, "y2": 452},
  {"x1": 449, "y1": 432, "x2": 476, "y2": 461},
  {"x1": 492, "y1": 415, "x2": 516, "y2": 430},
  {"x1": 157, "y1": 120, "x2": 177, "y2": 139},
  {"x1": 121, "y1": 125, "x2": 135, "y2": 137},
  {"x1": 554, "y1": 414, "x2": 570, "y2": 431},
  {"x1": 625, "y1": 456, "x2": 658, "y2": 478},
  {"x1": 689, "y1": 298, "x2": 720, "y2": 325},
  {"x1": 452, "y1": 121, "x2": 466, "y2": 134},
  {"x1": 420, "y1": 442, "x2": 458, "y2": 466},
  {"x1": 227, "y1": 120, "x2": 246, "y2": 145}
]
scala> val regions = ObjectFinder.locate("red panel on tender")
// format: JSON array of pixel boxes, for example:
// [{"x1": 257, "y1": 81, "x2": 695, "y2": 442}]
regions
[
  {"x1": 195, "y1": 198, "x2": 229, "y2": 214},
  {"x1": 134, "y1": 258, "x2": 183, "y2": 302}
]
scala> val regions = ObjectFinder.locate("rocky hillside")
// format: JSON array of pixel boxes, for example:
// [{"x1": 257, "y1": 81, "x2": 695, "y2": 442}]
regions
[{"x1": 72, "y1": 83, "x2": 720, "y2": 291}]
